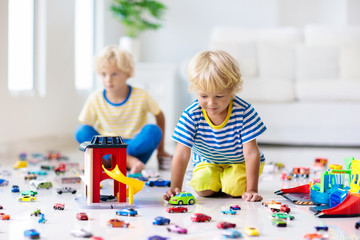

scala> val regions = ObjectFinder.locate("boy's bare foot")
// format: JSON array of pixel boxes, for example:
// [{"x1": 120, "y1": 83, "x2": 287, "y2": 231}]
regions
[{"x1": 127, "y1": 155, "x2": 145, "y2": 174}]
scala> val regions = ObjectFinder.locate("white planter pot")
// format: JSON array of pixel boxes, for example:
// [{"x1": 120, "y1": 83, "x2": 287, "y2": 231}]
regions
[{"x1": 119, "y1": 36, "x2": 141, "y2": 62}]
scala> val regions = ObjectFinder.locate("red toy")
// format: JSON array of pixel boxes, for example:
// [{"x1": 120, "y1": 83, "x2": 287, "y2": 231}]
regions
[
  {"x1": 166, "y1": 206, "x2": 188, "y2": 213},
  {"x1": 54, "y1": 162, "x2": 66, "y2": 175},
  {"x1": 53, "y1": 203, "x2": 65, "y2": 210},
  {"x1": 190, "y1": 213, "x2": 211, "y2": 222},
  {"x1": 0, "y1": 213, "x2": 10, "y2": 220},
  {"x1": 76, "y1": 212, "x2": 89, "y2": 220},
  {"x1": 216, "y1": 221, "x2": 236, "y2": 229}
]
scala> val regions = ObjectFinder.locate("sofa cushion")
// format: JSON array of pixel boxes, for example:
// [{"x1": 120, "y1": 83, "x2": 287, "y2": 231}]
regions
[
  {"x1": 238, "y1": 77, "x2": 295, "y2": 102},
  {"x1": 257, "y1": 42, "x2": 294, "y2": 79},
  {"x1": 296, "y1": 45, "x2": 339, "y2": 80},
  {"x1": 340, "y1": 44, "x2": 360, "y2": 80},
  {"x1": 209, "y1": 41, "x2": 258, "y2": 78},
  {"x1": 296, "y1": 80, "x2": 360, "y2": 101},
  {"x1": 304, "y1": 25, "x2": 360, "y2": 46}
]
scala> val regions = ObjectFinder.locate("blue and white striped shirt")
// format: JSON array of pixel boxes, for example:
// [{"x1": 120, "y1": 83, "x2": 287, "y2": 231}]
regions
[{"x1": 172, "y1": 96, "x2": 266, "y2": 166}]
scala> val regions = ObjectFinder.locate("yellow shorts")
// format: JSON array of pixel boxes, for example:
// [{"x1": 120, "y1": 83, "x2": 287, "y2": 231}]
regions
[{"x1": 189, "y1": 162, "x2": 264, "y2": 197}]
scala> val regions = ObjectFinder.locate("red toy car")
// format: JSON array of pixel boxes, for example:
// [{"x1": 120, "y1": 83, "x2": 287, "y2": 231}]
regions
[
  {"x1": 53, "y1": 203, "x2": 65, "y2": 210},
  {"x1": 0, "y1": 213, "x2": 10, "y2": 220},
  {"x1": 216, "y1": 221, "x2": 236, "y2": 229},
  {"x1": 166, "y1": 206, "x2": 188, "y2": 213},
  {"x1": 190, "y1": 213, "x2": 211, "y2": 222},
  {"x1": 76, "y1": 212, "x2": 89, "y2": 220},
  {"x1": 54, "y1": 162, "x2": 66, "y2": 175}
]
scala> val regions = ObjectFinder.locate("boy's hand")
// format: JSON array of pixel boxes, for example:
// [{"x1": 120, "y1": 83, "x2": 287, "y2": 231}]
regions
[
  {"x1": 242, "y1": 191, "x2": 263, "y2": 202},
  {"x1": 163, "y1": 187, "x2": 181, "y2": 201}
]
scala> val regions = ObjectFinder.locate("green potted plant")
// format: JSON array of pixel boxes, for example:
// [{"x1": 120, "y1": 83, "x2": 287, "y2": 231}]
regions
[{"x1": 110, "y1": 0, "x2": 167, "y2": 60}]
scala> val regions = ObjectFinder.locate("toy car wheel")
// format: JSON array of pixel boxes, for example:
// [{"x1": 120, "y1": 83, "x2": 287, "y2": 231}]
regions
[
  {"x1": 188, "y1": 199, "x2": 195, "y2": 205},
  {"x1": 31, "y1": 199, "x2": 34, "y2": 202},
  {"x1": 18, "y1": 198, "x2": 22, "y2": 202},
  {"x1": 149, "y1": 182, "x2": 154, "y2": 187},
  {"x1": 58, "y1": 191, "x2": 62, "y2": 194},
  {"x1": 53, "y1": 206, "x2": 56, "y2": 210},
  {"x1": 72, "y1": 191, "x2": 76, "y2": 194},
  {"x1": 178, "y1": 200, "x2": 183, "y2": 205},
  {"x1": 167, "y1": 182, "x2": 171, "y2": 187},
  {"x1": 183, "y1": 209, "x2": 187, "y2": 213},
  {"x1": 169, "y1": 210, "x2": 173, "y2": 213}
]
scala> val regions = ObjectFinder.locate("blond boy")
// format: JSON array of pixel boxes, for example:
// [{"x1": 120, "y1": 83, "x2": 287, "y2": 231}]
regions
[
  {"x1": 75, "y1": 46, "x2": 171, "y2": 173},
  {"x1": 163, "y1": 50, "x2": 266, "y2": 201}
]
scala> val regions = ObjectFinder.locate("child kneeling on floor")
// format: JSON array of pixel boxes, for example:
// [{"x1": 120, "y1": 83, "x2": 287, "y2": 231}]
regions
[
  {"x1": 163, "y1": 50, "x2": 267, "y2": 201},
  {"x1": 75, "y1": 46, "x2": 171, "y2": 174}
]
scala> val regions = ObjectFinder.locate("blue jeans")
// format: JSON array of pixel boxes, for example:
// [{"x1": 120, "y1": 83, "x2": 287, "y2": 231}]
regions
[{"x1": 74, "y1": 124, "x2": 162, "y2": 164}]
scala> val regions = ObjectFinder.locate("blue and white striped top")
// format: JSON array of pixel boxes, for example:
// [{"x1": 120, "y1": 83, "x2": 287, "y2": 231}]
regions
[{"x1": 172, "y1": 96, "x2": 266, "y2": 166}]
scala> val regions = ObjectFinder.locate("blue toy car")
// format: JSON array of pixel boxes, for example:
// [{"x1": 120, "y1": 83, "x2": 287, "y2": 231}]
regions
[
  {"x1": 152, "y1": 216, "x2": 170, "y2": 225},
  {"x1": 11, "y1": 185, "x2": 20, "y2": 192},
  {"x1": 146, "y1": 179, "x2": 171, "y2": 187},
  {"x1": 223, "y1": 229, "x2": 242, "y2": 238},
  {"x1": 38, "y1": 213, "x2": 46, "y2": 224},
  {"x1": 0, "y1": 179, "x2": 9, "y2": 186},
  {"x1": 221, "y1": 209, "x2": 237, "y2": 215},
  {"x1": 116, "y1": 208, "x2": 138, "y2": 216},
  {"x1": 148, "y1": 236, "x2": 168, "y2": 240},
  {"x1": 24, "y1": 229, "x2": 40, "y2": 239}
]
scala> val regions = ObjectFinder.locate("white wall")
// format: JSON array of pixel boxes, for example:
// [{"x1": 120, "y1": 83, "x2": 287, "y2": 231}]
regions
[
  {"x1": 0, "y1": 0, "x2": 84, "y2": 151},
  {"x1": 1, "y1": 0, "x2": 360, "y2": 153}
]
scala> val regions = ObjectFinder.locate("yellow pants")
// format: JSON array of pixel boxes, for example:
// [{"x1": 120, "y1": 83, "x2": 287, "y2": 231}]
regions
[{"x1": 189, "y1": 162, "x2": 264, "y2": 197}]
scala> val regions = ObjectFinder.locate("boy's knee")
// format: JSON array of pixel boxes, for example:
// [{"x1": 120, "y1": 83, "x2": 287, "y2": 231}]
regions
[
  {"x1": 143, "y1": 124, "x2": 162, "y2": 143},
  {"x1": 196, "y1": 190, "x2": 217, "y2": 197}
]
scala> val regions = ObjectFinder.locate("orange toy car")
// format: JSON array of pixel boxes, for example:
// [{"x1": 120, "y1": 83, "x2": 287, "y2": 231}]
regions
[
  {"x1": 106, "y1": 219, "x2": 129, "y2": 228},
  {"x1": 0, "y1": 213, "x2": 10, "y2": 220}
]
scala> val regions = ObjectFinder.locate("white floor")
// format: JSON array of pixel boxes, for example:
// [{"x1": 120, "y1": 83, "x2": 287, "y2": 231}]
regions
[{"x1": 0, "y1": 145, "x2": 360, "y2": 240}]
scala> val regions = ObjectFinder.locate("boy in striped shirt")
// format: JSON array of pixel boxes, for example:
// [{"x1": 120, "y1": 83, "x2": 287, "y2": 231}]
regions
[
  {"x1": 75, "y1": 46, "x2": 171, "y2": 174},
  {"x1": 163, "y1": 50, "x2": 266, "y2": 202}
]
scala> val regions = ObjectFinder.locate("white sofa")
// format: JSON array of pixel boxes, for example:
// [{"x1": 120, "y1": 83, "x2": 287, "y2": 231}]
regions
[{"x1": 208, "y1": 25, "x2": 360, "y2": 146}]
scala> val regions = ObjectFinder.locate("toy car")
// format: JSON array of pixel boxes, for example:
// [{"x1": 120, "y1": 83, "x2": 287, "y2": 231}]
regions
[
  {"x1": 24, "y1": 229, "x2": 40, "y2": 239},
  {"x1": 76, "y1": 212, "x2": 88, "y2": 220},
  {"x1": 0, "y1": 179, "x2": 9, "y2": 186},
  {"x1": 166, "y1": 206, "x2": 188, "y2": 213},
  {"x1": 54, "y1": 162, "x2": 66, "y2": 174},
  {"x1": 223, "y1": 229, "x2": 242, "y2": 238},
  {"x1": 221, "y1": 209, "x2": 237, "y2": 215},
  {"x1": 0, "y1": 213, "x2": 10, "y2": 220},
  {"x1": 216, "y1": 221, "x2": 236, "y2": 229},
  {"x1": 100, "y1": 195, "x2": 116, "y2": 201},
  {"x1": 53, "y1": 203, "x2": 65, "y2": 210},
  {"x1": 21, "y1": 190, "x2": 38, "y2": 196},
  {"x1": 315, "y1": 226, "x2": 329, "y2": 231},
  {"x1": 56, "y1": 186, "x2": 77, "y2": 194},
  {"x1": 229, "y1": 205, "x2": 241, "y2": 210},
  {"x1": 116, "y1": 208, "x2": 138, "y2": 216},
  {"x1": 190, "y1": 213, "x2": 211, "y2": 222},
  {"x1": 291, "y1": 167, "x2": 310, "y2": 178},
  {"x1": 71, "y1": 228, "x2": 93, "y2": 238},
  {"x1": 169, "y1": 192, "x2": 196, "y2": 205},
  {"x1": 13, "y1": 160, "x2": 28, "y2": 169},
  {"x1": 28, "y1": 170, "x2": 48, "y2": 175},
  {"x1": 262, "y1": 200, "x2": 281, "y2": 207},
  {"x1": 153, "y1": 216, "x2": 170, "y2": 225},
  {"x1": 146, "y1": 179, "x2": 171, "y2": 187},
  {"x1": 107, "y1": 219, "x2": 130, "y2": 228},
  {"x1": 11, "y1": 185, "x2": 20, "y2": 192},
  {"x1": 303, "y1": 233, "x2": 329, "y2": 240},
  {"x1": 18, "y1": 195, "x2": 36, "y2": 202},
  {"x1": 167, "y1": 225, "x2": 188, "y2": 234},
  {"x1": 244, "y1": 226, "x2": 260, "y2": 236},
  {"x1": 24, "y1": 174, "x2": 37, "y2": 180},
  {"x1": 29, "y1": 179, "x2": 52, "y2": 189},
  {"x1": 31, "y1": 209, "x2": 42, "y2": 217},
  {"x1": 272, "y1": 218, "x2": 287, "y2": 227},
  {"x1": 148, "y1": 236, "x2": 168, "y2": 240},
  {"x1": 271, "y1": 212, "x2": 295, "y2": 220}
]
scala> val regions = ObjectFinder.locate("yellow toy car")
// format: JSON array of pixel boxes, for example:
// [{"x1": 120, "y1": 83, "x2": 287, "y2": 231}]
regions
[
  {"x1": 17, "y1": 195, "x2": 36, "y2": 202},
  {"x1": 244, "y1": 226, "x2": 259, "y2": 236},
  {"x1": 13, "y1": 160, "x2": 28, "y2": 169}
]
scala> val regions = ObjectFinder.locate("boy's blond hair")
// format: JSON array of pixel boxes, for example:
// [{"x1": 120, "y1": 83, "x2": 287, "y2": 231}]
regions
[
  {"x1": 188, "y1": 50, "x2": 243, "y2": 95},
  {"x1": 94, "y1": 46, "x2": 135, "y2": 77}
]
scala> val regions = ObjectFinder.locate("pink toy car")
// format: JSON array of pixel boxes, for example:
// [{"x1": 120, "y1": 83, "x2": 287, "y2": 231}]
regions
[
  {"x1": 167, "y1": 225, "x2": 188, "y2": 234},
  {"x1": 190, "y1": 213, "x2": 211, "y2": 222},
  {"x1": 217, "y1": 221, "x2": 236, "y2": 229}
]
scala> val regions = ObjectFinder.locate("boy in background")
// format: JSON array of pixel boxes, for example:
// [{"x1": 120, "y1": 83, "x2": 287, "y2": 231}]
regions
[
  {"x1": 75, "y1": 46, "x2": 171, "y2": 174},
  {"x1": 163, "y1": 50, "x2": 266, "y2": 201}
]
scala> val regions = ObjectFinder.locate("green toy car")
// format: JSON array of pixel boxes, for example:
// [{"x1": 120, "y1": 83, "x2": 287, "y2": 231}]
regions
[
  {"x1": 169, "y1": 192, "x2": 196, "y2": 205},
  {"x1": 21, "y1": 190, "x2": 38, "y2": 196},
  {"x1": 271, "y1": 212, "x2": 295, "y2": 220},
  {"x1": 272, "y1": 218, "x2": 287, "y2": 227}
]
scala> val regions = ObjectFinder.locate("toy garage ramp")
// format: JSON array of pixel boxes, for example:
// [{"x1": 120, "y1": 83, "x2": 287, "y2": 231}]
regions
[
  {"x1": 102, "y1": 165, "x2": 144, "y2": 204},
  {"x1": 315, "y1": 193, "x2": 360, "y2": 218}
]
